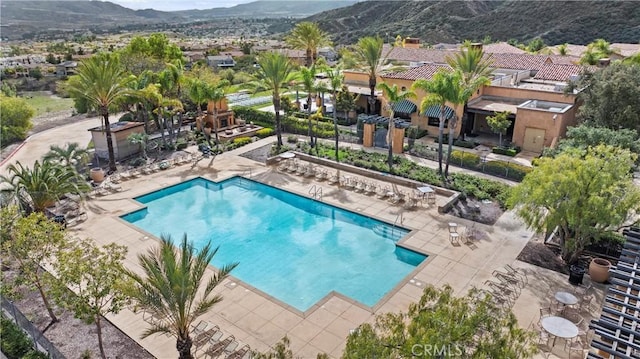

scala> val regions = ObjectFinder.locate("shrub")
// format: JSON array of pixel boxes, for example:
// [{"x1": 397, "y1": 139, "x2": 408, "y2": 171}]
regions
[
  {"x1": 287, "y1": 135, "x2": 298, "y2": 143},
  {"x1": 233, "y1": 137, "x2": 252, "y2": 146},
  {"x1": 483, "y1": 161, "x2": 532, "y2": 181},
  {"x1": 256, "y1": 128, "x2": 275, "y2": 138},
  {"x1": 0, "y1": 95, "x2": 34, "y2": 144},
  {"x1": 175, "y1": 139, "x2": 188, "y2": 150},
  {"x1": 450, "y1": 150, "x2": 480, "y2": 167},
  {"x1": 492, "y1": 146, "x2": 518, "y2": 156},
  {"x1": 453, "y1": 139, "x2": 477, "y2": 148},
  {"x1": 1, "y1": 314, "x2": 34, "y2": 359}
]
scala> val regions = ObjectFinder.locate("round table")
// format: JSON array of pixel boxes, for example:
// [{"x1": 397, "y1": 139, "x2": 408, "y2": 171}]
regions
[
  {"x1": 541, "y1": 316, "x2": 579, "y2": 346},
  {"x1": 555, "y1": 291, "x2": 578, "y2": 306},
  {"x1": 279, "y1": 152, "x2": 295, "y2": 159}
]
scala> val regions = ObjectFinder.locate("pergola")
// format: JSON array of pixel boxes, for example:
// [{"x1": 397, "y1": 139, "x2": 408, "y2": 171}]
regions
[
  {"x1": 587, "y1": 227, "x2": 640, "y2": 359},
  {"x1": 358, "y1": 114, "x2": 412, "y2": 128}
]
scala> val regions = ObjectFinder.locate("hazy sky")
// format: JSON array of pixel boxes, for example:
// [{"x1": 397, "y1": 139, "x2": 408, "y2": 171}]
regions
[{"x1": 109, "y1": 0, "x2": 255, "y2": 11}]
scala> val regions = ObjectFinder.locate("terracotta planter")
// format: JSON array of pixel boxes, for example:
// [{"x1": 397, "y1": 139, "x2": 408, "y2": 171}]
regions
[
  {"x1": 90, "y1": 168, "x2": 105, "y2": 183},
  {"x1": 589, "y1": 258, "x2": 611, "y2": 283}
]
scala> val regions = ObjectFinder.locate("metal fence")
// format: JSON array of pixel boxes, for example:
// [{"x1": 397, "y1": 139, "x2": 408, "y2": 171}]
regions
[
  {"x1": 408, "y1": 143, "x2": 531, "y2": 182},
  {"x1": 1, "y1": 295, "x2": 66, "y2": 359}
]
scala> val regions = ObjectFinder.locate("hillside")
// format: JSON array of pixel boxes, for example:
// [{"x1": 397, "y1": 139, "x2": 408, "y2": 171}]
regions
[
  {"x1": 0, "y1": 1, "x2": 182, "y2": 39},
  {"x1": 176, "y1": 1, "x2": 357, "y2": 20},
  {"x1": 307, "y1": 1, "x2": 640, "y2": 45}
]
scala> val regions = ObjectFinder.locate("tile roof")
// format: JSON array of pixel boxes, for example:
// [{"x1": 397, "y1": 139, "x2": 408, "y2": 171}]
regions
[
  {"x1": 546, "y1": 55, "x2": 580, "y2": 65},
  {"x1": 381, "y1": 63, "x2": 451, "y2": 81},
  {"x1": 383, "y1": 44, "x2": 452, "y2": 64},
  {"x1": 384, "y1": 44, "x2": 554, "y2": 71},
  {"x1": 545, "y1": 44, "x2": 589, "y2": 57},
  {"x1": 533, "y1": 63, "x2": 590, "y2": 82},
  {"x1": 483, "y1": 42, "x2": 527, "y2": 54},
  {"x1": 489, "y1": 53, "x2": 551, "y2": 71},
  {"x1": 611, "y1": 43, "x2": 640, "y2": 57}
]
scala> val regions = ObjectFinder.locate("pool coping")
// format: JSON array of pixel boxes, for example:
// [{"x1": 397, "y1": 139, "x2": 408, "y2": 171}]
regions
[{"x1": 115, "y1": 172, "x2": 434, "y2": 318}]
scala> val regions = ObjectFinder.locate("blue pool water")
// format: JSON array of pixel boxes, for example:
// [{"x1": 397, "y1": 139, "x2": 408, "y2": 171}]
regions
[{"x1": 122, "y1": 177, "x2": 426, "y2": 311}]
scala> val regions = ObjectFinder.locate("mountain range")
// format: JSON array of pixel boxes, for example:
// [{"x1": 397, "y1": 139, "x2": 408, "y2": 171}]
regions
[
  {"x1": 307, "y1": 1, "x2": 640, "y2": 45},
  {"x1": 0, "y1": 0, "x2": 356, "y2": 40}
]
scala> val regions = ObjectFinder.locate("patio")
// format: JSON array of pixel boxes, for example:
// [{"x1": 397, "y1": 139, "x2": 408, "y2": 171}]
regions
[{"x1": 68, "y1": 138, "x2": 606, "y2": 358}]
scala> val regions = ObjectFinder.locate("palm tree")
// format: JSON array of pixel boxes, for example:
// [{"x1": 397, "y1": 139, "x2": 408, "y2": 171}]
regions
[
  {"x1": 126, "y1": 234, "x2": 237, "y2": 359},
  {"x1": 557, "y1": 43, "x2": 569, "y2": 56},
  {"x1": 325, "y1": 66, "x2": 344, "y2": 162},
  {"x1": 1, "y1": 161, "x2": 90, "y2": 213},
  {"x1": 355, "y1": 36, "x2": 385, "y2": 115},
  {"x1": 43, "y1": 142, "x2": 89, "y2": 173},
  {"x1": 412, "y1": 70, "x2": 467, "y2": 176},
  {"x1": 205, "y1": 79, "x2": 231, "y2": 149},
  {"x1": 298, "y1": 65, "x2": 317, "y2": 146},
  {"x1": 377, "y1": 82, "x2": 415, "y2": 170},
  {"x1": 285, "y1": 22, "x2": 331, "y2": 67},
  {"x1": 253, "y1": 52, "x2": 296, "y2": 148},
  {"x1": 67, "y1": 55, "x2": 132, "y2": 172},
  {"x1": 446, "y1": 47, "x2": 493, "y2": 141}
]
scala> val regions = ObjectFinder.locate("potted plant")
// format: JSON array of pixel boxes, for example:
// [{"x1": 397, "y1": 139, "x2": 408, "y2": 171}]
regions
[
  {"x1": 588, "y1": 257, "x2": 611, "y2": 283},
  {"x1": 90, "y1": 167, "x2": 105, "y2": 182}
]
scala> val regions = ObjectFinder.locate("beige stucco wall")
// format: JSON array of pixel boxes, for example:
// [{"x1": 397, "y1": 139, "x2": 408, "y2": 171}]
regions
[
  {"x1": 90, "y1": 123, "x2": 144, "y2": 160},
  {"x1": 379, "y1": 76, "x2": 464, "y2": 137},
  {"x1": 511, "y1": 108, "x2": 573, "y2": 149},
  {"x1": 344, "y1": 71, "x2": 370, "y2": 86},
  {"x1": 482, "y1": 86, "x2": 575, "y2": 104}
]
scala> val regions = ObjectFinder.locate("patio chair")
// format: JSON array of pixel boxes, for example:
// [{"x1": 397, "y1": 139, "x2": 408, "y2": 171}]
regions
[
  {"x1": 191, "y1": 320, "x2": 209, "y2": 336},
  {"x1": 105, "y1": 181, "x2": 123, "y2": 193},
  {"x1": 564, "y1": 332, "x2": 590, "y2": 358},
  {"x1": 341, "y1": 176, "x2": 355, "y2": 190},
  {"x1": 539, "y1": 307, "x2": 552, "y2": 321},
  {"x1": 226, "y1": 344, "x2": 250, "y2": 359},
  {"x1": 304, "y1": 165, "x2": 316, "y2": 177},
  {"x1": 296, "y1": 164, "x2": 308, "y2": 176},
  {"x1": 484, "y1": 280, "x2": 518, "y2": 301},
  {"x1": 403, "y1": 196, "x2": 418, "y2": 210},
  {"x1": 203, "y1": 335, "x2": 235, "y2": 359},
  {"x1": 355, "y1": 179, "x2": 367, "y2": 192},
  {"x1": 364, "y1": 182, "x2": 377, "y2": 195},
  {"x1": 492, "y1": 270, "x2": 523, "y2": 290},
  {"x1": 65, "y1": 210, "x2": 87, "y2": 226},
  {"x1": 376, "y1": 185, "x2": 390, "y2": 199},
  {"x1": 193, "y1": 325, "x2": 221, "y2": 352},
  {"x1": 315, "y1": 169, "x2": 328, "y2": 181},
  {"x1": 328, "y1": 173, "x2": 339, "y2": 185}
]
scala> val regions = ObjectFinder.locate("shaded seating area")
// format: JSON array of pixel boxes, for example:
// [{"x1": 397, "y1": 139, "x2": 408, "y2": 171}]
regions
[{"x1": 587, "y1": 227, "x2": 640, "y2": 359}]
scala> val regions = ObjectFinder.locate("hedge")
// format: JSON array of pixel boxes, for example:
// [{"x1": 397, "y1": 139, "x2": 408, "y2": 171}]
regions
[
  {"x1": 492, "y1": 146, "x2": 520, "y2": 156},
  {"x1": 483, "y1": 161, "x2": 531, "y2": 181},
  {"x1": 450, "y1": 150, "x2": 481, "y2": 167},
  {"x1": 233, "y1": 107, "x2": 336, "y2": 139}
]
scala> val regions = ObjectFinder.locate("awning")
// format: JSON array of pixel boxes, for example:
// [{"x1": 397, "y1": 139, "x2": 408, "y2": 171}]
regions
[
  {"x1": 422, "y1": 105, "x2": 455, "y2": 120},
  {"x1": 392, "y1": 100, "x2": 417, "y2": 114}
]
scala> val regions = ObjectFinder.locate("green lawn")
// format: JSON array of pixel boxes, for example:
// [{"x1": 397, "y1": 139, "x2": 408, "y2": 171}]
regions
[{"x1": 20, "y1": 91, "x2": 74, "y2": 116}]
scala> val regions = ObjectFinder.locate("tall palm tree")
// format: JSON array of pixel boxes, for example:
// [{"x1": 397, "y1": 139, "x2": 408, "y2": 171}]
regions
[
  {"x1": 205, "y1": 79, "x2": 231, "y2": 148},
  {"x1": 126, "y1": 234, "x2": 237, "y2": 359},
  {"x1": 325, "y1": 66, "x2": 344, "y2": 162},
  {"x1": 285, "y1": 22, "x2": 331, "y2": 67},
  {"x1": 556, "y1": 43, "x2": 569, "y2": 56},
  {"x1": 253, "y1": 52, "x2": 296, "y2": 148},
  {"x1": 446, "y1": 47, "x2": 493, "y2": 141},
  {"x1": 298, "y1": 65, "x2": 317, "y2": 146},
  {"x1": 412, "y1": 70, "x2": 467, "y2": 176},
  {"x1": 0, "y1": 161, "x2": 90, "y2": 213},
  {"x1": 186, "y1": 78, "x2": 209, "y2": 133},
  {"x1": 67, "y1": 55, "x2": 132, "y2": 172},
  {"x1": 355, "y1": 36, "x2": 385, "y2": 114},
  {"x1": 377, "y1": 82, "x2": 415, "y2": 170}
]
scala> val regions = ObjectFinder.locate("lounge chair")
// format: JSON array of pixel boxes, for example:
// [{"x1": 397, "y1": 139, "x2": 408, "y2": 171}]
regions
[
  {"x1": 277, "y1": 159, "x2": 290, "y2": 172},
  {"x1": 304, "y1": 165, "x2": 316, "y2": 177},
  {"x1": 376, "y1": 185, "x2": 390, "y2": 199},
  {"x1": 226, "y1": 344, "x2": 250, "y2": 359},
  {"x1": 364, "y1": 182, "x2": 377, "y2": 195},
  {"x1": 315, "y1": 169, "x2": 328, "y2": 181},
  {"x1": 203, "y1": 335, "x2": 235, "y2": 358},
  {"x1": 327, "y1": 173, "x2": 339, "y2": 185},
  {"x1": 355, "y1": 179, "x2": 367, "y2": 192},
  {"x1": 193, "y1": 325, "x2": 221, "y2": 352}
]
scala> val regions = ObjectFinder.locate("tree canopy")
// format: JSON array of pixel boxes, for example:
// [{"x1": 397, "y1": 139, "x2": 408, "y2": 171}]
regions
[
  {"x1": 576, "y1": 63, "x2": 640, "y2": 132},
  {"x1": 0, "y1": 94, "x2": 34, "y2": 144},
  {"x1": 543, "y1": 124, "x2": 640, "y2": 160},
  {"x1": 343, "y1": 285, "x2": 537, "y2": 358},
  {"x1": 508, "y1": 145, "x2": 640, "y2": 264}
]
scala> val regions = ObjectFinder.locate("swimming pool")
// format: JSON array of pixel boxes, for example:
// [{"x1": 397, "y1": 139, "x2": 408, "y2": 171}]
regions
[{"x1": 122, "y1": 177, "x2": 426, "y2": 311}]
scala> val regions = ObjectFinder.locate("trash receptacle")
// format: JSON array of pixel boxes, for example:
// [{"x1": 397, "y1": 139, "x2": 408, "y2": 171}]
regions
[{"x1": 568, "y1": 265, "x2": 586, "y2": 285}]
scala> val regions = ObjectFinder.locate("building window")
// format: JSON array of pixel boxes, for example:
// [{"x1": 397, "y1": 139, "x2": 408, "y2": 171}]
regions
[{"x1": 427, "y1": 117, "x2": 447, "y2": 127}]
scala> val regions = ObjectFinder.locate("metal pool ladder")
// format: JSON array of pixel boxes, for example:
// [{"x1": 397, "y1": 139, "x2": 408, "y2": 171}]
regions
[
  {"x1": 392, "y1": 212, "x2": 404, "y2": 238},
  {"x1": 308, "y1": 185, "x2": 323, "y2": 200}
]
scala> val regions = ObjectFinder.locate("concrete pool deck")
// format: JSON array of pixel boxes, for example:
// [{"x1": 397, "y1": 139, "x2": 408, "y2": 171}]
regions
[{"x1": 3, "y1": 123, "x2": 605, "y2": 359}]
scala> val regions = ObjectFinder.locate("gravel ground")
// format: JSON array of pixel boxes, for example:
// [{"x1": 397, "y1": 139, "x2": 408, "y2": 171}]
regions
[
  {"x1": 239, "y1": 143, "x2": 273, "y2": 163},
  {"x1": 3, "y1": 268, "x2": 155, "y2": 359}
]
